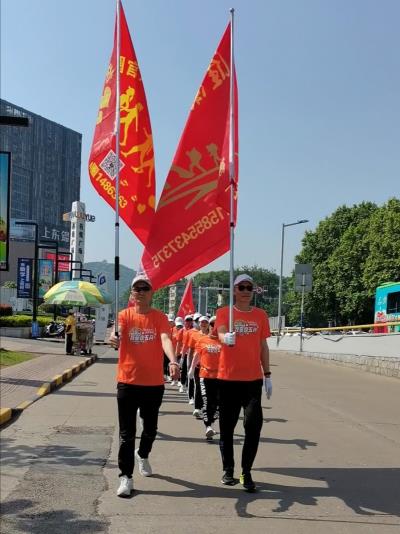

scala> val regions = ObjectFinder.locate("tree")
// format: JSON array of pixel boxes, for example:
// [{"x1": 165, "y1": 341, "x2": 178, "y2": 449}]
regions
[{"x1": 287, "y1": 199, "x2": 400, "y2": 327}]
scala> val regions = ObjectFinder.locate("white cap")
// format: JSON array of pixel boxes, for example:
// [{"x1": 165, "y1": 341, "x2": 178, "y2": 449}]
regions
[
  {"x1": 175, "y1": 317, "x2": 184, "y2": 326},
  {"x1": 167, "y1": 313, "x2": 175, "y2": 322},
  {"x1": 234, "y1": 274, "x2": 254, "y2": 286},
  {"x1": 184, "y1": 314, "x2": 193, "y2": 321},
  {"x1": 131, "y1": 274, "x2": 152, "y2": 288},
  {"x1": 209, "y1": 316, "x2": 216, "y2": 323},
  {"x1": 199, "y1": 316, "x2": 209, "y2": 323},
  {"x1": 193, "y1": 312, "x2": 202, "y2": 321}
]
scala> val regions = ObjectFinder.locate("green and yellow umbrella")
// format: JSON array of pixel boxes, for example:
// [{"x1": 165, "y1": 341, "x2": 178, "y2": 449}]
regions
[{"x1": 43, "y1": 280, "x2": 112, "y2": 307}]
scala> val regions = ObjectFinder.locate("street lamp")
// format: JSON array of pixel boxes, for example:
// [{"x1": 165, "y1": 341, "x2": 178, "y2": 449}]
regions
[
  {"x1": 16, "y1": 221, "x2": 39, "y2": 337},
  {"x1": 277, "y1": 219, "x2": 309, "y2": 345}
]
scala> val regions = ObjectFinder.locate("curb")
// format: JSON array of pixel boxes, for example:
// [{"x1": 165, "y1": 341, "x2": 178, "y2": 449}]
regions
[{"x1": 0, "y1": 354, "x2": 98, "y2": 428}]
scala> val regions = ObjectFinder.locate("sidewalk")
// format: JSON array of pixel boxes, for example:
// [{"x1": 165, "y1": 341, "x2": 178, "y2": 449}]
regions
[
  {"x1": 1, "y1": 347, "x2": 399, "y2": 533},
  {"x1": 0, "y1": 337, "x2": 103, "y2": 425}
]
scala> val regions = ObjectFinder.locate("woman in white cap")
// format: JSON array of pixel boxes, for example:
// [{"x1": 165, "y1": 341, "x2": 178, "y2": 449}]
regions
[{"x1": 189, "y1": 316, "x2": 221, "y2": 439}]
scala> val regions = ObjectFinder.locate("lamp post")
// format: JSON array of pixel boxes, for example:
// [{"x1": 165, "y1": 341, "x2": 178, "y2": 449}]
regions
[
  {"x1": 16, "y1": 221, "x2": 39, "y2": 337},
  {"x1": 277, "y1": 219, "x2": 309, "y2": 345}
]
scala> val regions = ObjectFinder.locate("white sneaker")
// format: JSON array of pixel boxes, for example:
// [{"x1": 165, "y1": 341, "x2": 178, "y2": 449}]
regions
[
  {"x1": 206, "y1": 426, "x2": 216, "y2": 439},
  {"x1": 171, "y1": 380, "x2": 178, "y2": 386},
  {"x1": 117, "y1": 475, "x2": 133, "y2": 497},
  {"x1": 135, "y1": 449, "x2": 152, "y2": 477},
  {"x1": 193, "y1": 409, "x2": 202, "y2": 418},
  {"x1": 188, "y1": 398, "x2": 194, "y2": 405},
  {"x1": 179, "y1": 385, "x2": 185, "y2": 393}
]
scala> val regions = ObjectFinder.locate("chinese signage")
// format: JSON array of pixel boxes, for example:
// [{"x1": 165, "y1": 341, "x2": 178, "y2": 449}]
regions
[
  {"x1": 17, "y1": 258, "x2": 33, "y2": 298},
  {"x1": 44, "y1": 252, "x2": 70, "y2": 272},
  {"x1": 38, "y1": 259, "x2": 54, "y2": 298},
  {"x1": 10, "y1": 219, "x2": 70, "y2": 245},
  {"x1": 0, "y1": 152, "x2": 11, "y2": 271}
]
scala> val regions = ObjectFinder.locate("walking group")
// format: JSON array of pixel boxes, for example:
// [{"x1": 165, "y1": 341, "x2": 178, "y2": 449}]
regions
[{"x1": 109, "y1": 273, "x2": 272, "y2": 498}]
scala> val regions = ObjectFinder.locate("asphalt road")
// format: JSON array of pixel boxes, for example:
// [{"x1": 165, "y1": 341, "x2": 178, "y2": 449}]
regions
[{"x1": 1, "y1": 348, "x2": 399, "y2": 533}]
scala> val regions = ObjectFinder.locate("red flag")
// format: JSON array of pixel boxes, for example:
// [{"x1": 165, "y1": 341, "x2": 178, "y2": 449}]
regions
[
  {"x1": 177, "y1": 279, "x2": 195, "y2": 318},
  {"x1": 141, "y1": 23, "x2": 238, "y2": 289},
  {"x1": 88, "y1": 1, "x2": 155, "y2": 245}
]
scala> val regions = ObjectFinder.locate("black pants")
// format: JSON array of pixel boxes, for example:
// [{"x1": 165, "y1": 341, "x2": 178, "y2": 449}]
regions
[
  {"x1": 188, "y1": 377, "x2": 195, "y2": 399},
  {"x1": 218, "y1": 379, "x2": 263, "y2": 474},
  {"x1": 200, "y1": 377, "x2": 219, "y2": 426},
  {"x1": 163, "y1": 354, "x2": 169, "y2": 377},
  {"x1": 180, "y1": 355, "x2": 187, "y2": 386},
  {"x1": 117, "y1": 382, "x2": 164, "y2": 477},
  {"x1": 194, "y1": 367, "x2": 203, "y2": 410},
  {"x1": 65, "y1": 333, "x2": 73, "y2": 354}
]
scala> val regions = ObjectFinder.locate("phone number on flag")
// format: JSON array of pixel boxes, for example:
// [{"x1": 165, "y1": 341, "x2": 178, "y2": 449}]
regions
[
  {"x1": 93, "y1": 172, "x2": 128, "y2": 209},
  {"x1": 152, "y1": 207, "x2": 226, "y2": 269}
]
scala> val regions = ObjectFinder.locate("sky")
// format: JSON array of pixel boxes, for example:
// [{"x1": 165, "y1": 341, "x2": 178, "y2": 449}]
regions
[{"x1": 1, "y1": 0, "x2": 399, "y2": 277}]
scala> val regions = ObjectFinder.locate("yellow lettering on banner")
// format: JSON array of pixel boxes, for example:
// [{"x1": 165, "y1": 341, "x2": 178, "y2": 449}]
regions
[
  {"x1": 191, "y1": 85, "x2": 207, "y2": 110},
  {"x1": 207, "y1": 54, "x2": 230, "y2": 90},
  {"x1": 119, "y1": 55, "x2": 126, "y2": 74},
  {"x1": 105, "y1": 63, "x2": 114, "y2": 83},
  {"x1": 126, "y1": 60, "x2": 139, "y2": 78},
  {"x1": 151, "y1": 208, "x2": 226, "y2": 269}
]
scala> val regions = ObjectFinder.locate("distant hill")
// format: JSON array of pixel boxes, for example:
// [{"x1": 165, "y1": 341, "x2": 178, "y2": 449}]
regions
[{"x1": 84, "y1": 261, "x2": 135, "y2": 307}]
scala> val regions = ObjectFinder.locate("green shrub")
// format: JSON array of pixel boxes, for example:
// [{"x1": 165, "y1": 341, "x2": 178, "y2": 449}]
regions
[
  {"x1": 0, "y1": 304, "x2": 13, "y2": 316},
  {"x1": 0, "y1": 315, "x2": 54, "y2": 327}
]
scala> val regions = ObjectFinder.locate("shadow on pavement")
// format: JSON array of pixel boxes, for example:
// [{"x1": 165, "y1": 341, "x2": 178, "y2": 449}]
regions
[
  {"x1": 137, "y1": 469, "x2": 400, "y2": 524},
  {"x1": 1, "y1": 498, "x2": 107, "y2": 533}
]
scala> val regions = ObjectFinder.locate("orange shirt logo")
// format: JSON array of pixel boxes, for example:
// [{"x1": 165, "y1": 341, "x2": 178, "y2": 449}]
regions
[
  {"x1": 233, "y1": 320, "x2": 259, "y2": 335},
  {"x1": 128, "y1": 327, "x2": 157, "y2": 343}
]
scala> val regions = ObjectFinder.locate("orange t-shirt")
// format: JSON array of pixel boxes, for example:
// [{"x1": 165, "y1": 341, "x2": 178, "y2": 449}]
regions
[
  {"x1": 215, "y1": 306, "x2": 271, "y2": 381},
  {"x1": 117, "y1": 307, "x2": 170, "y2": 386},
  {"x1": 195, "y1": 335, "x2": 221, "y2": 379},
  {"x1": 182, "y1": 327, "x2": 195, "y2": 354},
  {"x1": 171, "y1": 326, "x2": 182, "y2": 351},
  {"x1": 189, "y1": 329, "x2": 201, "y2": 351}
]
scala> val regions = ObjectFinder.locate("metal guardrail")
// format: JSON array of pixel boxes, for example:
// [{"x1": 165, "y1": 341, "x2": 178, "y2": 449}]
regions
[{"x1": 272, "y1": 321, "x2": 400, "y2": 334}]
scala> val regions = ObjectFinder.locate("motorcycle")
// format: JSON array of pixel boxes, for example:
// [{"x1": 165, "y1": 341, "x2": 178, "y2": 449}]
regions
[{"x1": 44, "y1": 321, "x2": 65, "y2": 338}]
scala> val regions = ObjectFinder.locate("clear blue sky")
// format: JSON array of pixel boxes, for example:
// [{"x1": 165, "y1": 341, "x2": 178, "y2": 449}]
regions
[{"x1": 2, "y1": 0, "x2": 399, "y2": 276}]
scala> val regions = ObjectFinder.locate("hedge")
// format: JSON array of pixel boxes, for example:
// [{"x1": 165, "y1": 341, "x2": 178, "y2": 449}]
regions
[{"x1": 0, "y1": 315, "x2": 55, "y2": 327}]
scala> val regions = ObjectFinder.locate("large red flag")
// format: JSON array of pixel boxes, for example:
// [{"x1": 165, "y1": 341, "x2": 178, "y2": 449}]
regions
[
  {"x1": 177, "y1": 279, "x2": 195, "y2": 318},
  {"x1": 89, "y1": 1, "x2": 155, "y2": 245},
  {"x1": 141, "y1": 23, "x2": 238, "y2": 289}
]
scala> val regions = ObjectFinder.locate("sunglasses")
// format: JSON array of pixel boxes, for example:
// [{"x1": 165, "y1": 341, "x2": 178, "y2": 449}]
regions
[
  {"x1": 132, "y1": 285, "x2": 151, "y2": 292},
  {"x1": 237, "y1": 284, "x2": 254, "y2": 292}
]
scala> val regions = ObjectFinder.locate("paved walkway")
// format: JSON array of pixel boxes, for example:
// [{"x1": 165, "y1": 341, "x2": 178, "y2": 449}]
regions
[
  {"x1": 1, "y1": 346, "x2": 399, "y2": 533},
  {"x1": 0, "y1": 337, "x2": 107, "y2": 416}
]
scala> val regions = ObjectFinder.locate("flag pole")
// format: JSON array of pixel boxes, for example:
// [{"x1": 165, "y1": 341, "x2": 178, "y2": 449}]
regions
[
  {"x1": 228, "y1": 8, "x2": 235, "y2": 334},
  {"x1": 114, "y1": 0, "x2": 121, "y2": 336}
]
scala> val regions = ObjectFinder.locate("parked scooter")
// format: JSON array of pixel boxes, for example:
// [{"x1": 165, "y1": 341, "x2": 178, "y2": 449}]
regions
[{"x1": 44, "y1": 321, "x2": 65, "y2": 338}]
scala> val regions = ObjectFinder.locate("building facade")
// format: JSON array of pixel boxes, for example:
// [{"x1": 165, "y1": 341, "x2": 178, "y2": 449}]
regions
[{"x1": 0, "y1": 99, "x2": 82, "y2": 283}]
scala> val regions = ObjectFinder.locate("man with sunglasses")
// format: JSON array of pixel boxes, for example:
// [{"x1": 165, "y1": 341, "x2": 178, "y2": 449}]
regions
[
  {"x1": 109, "y1": 274, "x2": 180, "y2": 497},
  {"x1": 215, "y1": 274, "x2": 272, "y2": 492}
]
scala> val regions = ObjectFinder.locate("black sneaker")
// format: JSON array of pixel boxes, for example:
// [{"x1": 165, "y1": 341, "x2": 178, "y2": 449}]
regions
[
  {"x1": 240, "y1": 472, "x2": 256, "y2": 492},
  {"x1": 221, "y1": 469, "x2": 236, "y2": 486}
]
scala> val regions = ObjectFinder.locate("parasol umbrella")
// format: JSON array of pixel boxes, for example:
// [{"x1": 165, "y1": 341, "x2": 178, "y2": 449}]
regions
[{"x1": 43, "y1": 280, "x2": 112, "y2": 308}]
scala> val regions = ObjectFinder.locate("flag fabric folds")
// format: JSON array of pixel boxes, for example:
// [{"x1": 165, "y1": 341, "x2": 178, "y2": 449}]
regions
[
  {"x1": 177, "y1": 279, "x2": 195, "y2": 318},
  {"x1": 88, "y1": 0, "x2": 155, "y2": 245},
  {"x1": 141, "y1": 23, "x2": 238, "y2": 289}
]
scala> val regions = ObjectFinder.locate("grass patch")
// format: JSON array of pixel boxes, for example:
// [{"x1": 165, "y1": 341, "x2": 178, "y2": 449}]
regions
[{"x1": 0, "y1": 348, "x2": 36, "y2": 367}]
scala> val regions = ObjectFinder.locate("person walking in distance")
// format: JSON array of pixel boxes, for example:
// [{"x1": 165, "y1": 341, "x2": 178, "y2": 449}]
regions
[
  {"x1": 189, "y1": 316, "x2": 221, "y2": 439},
  {"x1": 109, "y1": 275, "x2": 180, "y2": 497},
  {"x1": 215, "y1": 274, "x2": 272, "y2": 492}
]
